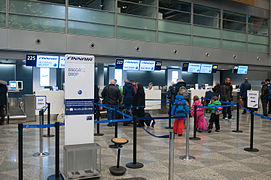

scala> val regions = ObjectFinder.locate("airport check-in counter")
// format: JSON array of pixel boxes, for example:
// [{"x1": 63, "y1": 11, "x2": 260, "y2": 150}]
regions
[
  {"x1": 34, "y1": 90, "x2": 64, "y2": 120},
  {"x1": 145, "y1": 89, "x2": 161, "y2": 110}
]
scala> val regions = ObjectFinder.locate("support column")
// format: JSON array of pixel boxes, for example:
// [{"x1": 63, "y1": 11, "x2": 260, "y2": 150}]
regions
[{"x1": 97, "y1": 64, "x2": 104, "y2": 86}]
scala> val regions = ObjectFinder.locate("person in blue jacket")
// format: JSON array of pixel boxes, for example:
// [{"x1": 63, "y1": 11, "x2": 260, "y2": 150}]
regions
[
  {"x1": 240, "y1": 77, "x2": 251, "y2": 114},
  {"x1": 123, "y1": 79, "x2": 135, "y2": 113},
  {"x1": 171, "y1": 91, "x2": 189, "y2": 136}
]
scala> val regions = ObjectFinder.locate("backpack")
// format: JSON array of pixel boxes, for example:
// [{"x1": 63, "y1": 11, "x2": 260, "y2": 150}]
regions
[
  {"x1": 215, "y1": 107, "x2": 223, "y2": 115},
  {"x1": 179, "y1": 86, "x2": 189, "y2": 100},
  {"x1": 174, "y1": 103, "x2": 186, "y2": 117}
]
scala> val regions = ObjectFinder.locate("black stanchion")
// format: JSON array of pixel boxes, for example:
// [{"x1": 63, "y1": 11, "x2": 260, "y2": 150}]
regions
[
  {"x1": 190, "y1": 105, "x2": 201, "y2": 140},
  {"x1": 109, "y1": 108, "x2": 119, "y2": 149},
  {"x1": 126, "y1": 116, "x2": 143, "y2": 169},
  {"x1": 244, "y1": 110, "x2": 259, "y2": 152},
  {"x1": 94, "y1": 107, "x2": 104, "y2": 136},
  {"x1": 165, "y1": 102, "x2": 173, "y2": 129},
  {"x1": 233, "y1": 103, "x2": 243, "y2": 133},
  {"x1": 18, "y1": 123, "x2": 23, "y2": 180},
  {"x1": 48, "y1": 122, "x2": 64, "y2": 180},
  {"x1": 44, "y1": 103, "x2": 54, "y2": 137}
]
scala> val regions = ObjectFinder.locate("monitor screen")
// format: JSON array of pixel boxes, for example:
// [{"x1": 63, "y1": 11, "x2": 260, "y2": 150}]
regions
[
  {"x1": 123, "y1": 60, "x2": 140, "y2": 71},
  {"x1": 188, "y1": 63, "x2": 201, "y2": 73},
  {"x1": 140, "y1": 61, "x2": 155, "y2": 71},
  {"x1": 237, "y1": 66, "x2": 248, "y2": 74},
  {"x1": 59, "y1": 56, "x2": 65, "y2": 68},
  {"x1": 36, "y1": 55, "x2": 59, "y2": 68},
  {"x1": 9, "y1": 81, "x2": 17, "y2": 90},
  {"x1": 200, "y1": 64, "x2": 213, "y2": 74}
]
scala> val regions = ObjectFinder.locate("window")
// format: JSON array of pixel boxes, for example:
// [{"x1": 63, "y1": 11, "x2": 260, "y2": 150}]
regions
[
  {"x1": 172, "y1": 71, "x2": 178, "y2": 83},
  {"x1": 193, "y1": 4, "x2": 220, "y2": 28},
  {"x1": 223, "y1": 11, "x2": 246, "y2": 32},
  {"x1": 69, "y1": 0, "x2": 115, "y2": 12},
  {"x1": 118, "y1": 1, "x2": 156, "y2": 18},
  {"x1": 248, "y1": 16, "x2": 268, "y2": 36},
  {"x1": 159, "y1": 8, "x2": 190, "y2": 23},
  {"x1": 159, "y1": 0, "x2": 191, "y2": 12}
]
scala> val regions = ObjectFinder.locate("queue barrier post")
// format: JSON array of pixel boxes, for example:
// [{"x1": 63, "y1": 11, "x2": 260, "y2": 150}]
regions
[
  {"x1": 33, "y1": 110, "x2": 49, "y2": 157},
  {"x1": 94, "y1": 106, "x2": 104, "y2": 136},
  {"x1": 47, "y1": 122, "x2": 64, "y2": 180},
  {"x1": 109, "y1": 107, "x2": 119, "y2": 149},
  {"x1": 126, "y1": 116, "x2": 144, "y2": 169},
  {"x1": 169, "y1": 131, "x2": 174, "y2": 180},
  {"x1": 244, "y1": 110, "x2": 259, "y2": 152},
  {"x1": 18, "y1": 123, "x2": 23, "y2": 180},
  {"x1": 165, "y1": 101, "x2": 173, "y2": 129},
  {"x1": 44, "y1": 103, "x2": 54, "y2": 137},
  {"x1": 189, "y1": 105, "x2": 201, "y2": 140},
  {"x1": 233, "y1": 103, "x2": 243, "y2": 133},
  {"x1": 180, "y1": 114, "x2": 195, "y2": 160}
]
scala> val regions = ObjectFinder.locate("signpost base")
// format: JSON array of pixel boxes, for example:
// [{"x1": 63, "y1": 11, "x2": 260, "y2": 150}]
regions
[
  {"x1": 179, "y1": 155, "x2": 195, "y2": 161},
  {"x1": 232, "y1": 130, "x2": 243, "y2": 133},
  {"x1": 126, "y1": 162, "x2": 144, "y2": 169},
  {"x1": 244, "y1": 148, "x2": 259, "y2": 152}
]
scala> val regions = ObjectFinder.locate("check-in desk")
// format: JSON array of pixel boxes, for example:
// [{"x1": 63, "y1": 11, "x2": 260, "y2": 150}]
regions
[
  {"x1": 145, "y1": 90, "x2": 161, "y2": 110},
  {"x1": 34, "y1": 90, "x2": 64, "y2": 116}
]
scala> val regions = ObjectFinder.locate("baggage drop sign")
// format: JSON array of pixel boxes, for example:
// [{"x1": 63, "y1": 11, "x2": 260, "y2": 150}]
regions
[{"x1": 247, "y1": 90, "x2": 259, "y2": 109}]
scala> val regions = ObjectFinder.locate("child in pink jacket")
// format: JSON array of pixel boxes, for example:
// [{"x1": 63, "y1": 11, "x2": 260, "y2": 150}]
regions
[{"x1": 191, "y1": 96, "x2": 208, "y2": 132}]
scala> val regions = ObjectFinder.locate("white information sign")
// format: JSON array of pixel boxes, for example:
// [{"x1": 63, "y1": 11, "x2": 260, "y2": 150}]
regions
[
  {"x1": 123, "y1": 60, "x2": 140, "y2": 71},
  {"x1": 36, "y1": 55, "x2": 59, "y2": 68},
  {"x1": 140, "y1": 61, "x2": 155, "y2": 71},
  {"x1": 64, "y1": 54, "x2": 95, "y2": 145},
  {"x1": 247, "y1": 90, "x2": 259, "y2": 109},
  {"x1": 36, "y1": 96, "x2": 46, "y2": 110}
]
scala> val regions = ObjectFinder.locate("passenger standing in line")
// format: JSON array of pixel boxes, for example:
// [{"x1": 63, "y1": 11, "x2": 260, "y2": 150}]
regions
[
  {"x1": 191, "y1": 96, "x2": 208, "y2": 132},
  {"x1": 123, "y1": 79, "x2": 135, "y2": 114},
  {"x1": 101, "y1": 80, "x2": 122, "y2": 127},
  {"x1": 221, "y1": 78, "x2": 233, "y2": 120},
  {"x1": 130, "y1": 80, "x2": 137, "y2": 95},
  {"x1": 132, "y1": 82, "x2": 146, "y2": 126},
  {"x1": 261, "y1": 81, "x2": 269, "y2": 117},
  {"x1": 171, "y1": 91, "x2": 189, "y2": 136},
  {"x1": 174, "y1": 78, "x2": 187, "y2": 91},
  {"x1": 0, "y1": 80, "x2": 8, "y2": 125},
  {"x1": 265, "y1": 79, "x2": 271, "y2": 114},
  {"x1": 240, "y1": 77, "x2": 251, "y2": 114},
  {"x1": 213, "y1": 82, "x2": 221, "y2": 97},
  {"x1": 208, "y1": 96, "x2": 222, "y2": 133}
]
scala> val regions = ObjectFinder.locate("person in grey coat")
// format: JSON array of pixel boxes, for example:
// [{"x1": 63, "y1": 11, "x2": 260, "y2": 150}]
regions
[{"x1": 221, "y1": 78, "x2": 233, "y2": 120}]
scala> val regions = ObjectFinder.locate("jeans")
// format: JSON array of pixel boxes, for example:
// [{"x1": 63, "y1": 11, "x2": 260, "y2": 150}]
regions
[
  {"x1": 242, "y1": 98, "x2": 248, "y2": 113},
  {"x1": 222, "y1": 103, "x2": 232, "y2": 119},
  {"x1": 208, "y1": 113, "x2": 220, "y2": 130},
  {"x1": 107, "y1": 109, "x2": 115, "y2": 126},
  {"x1": 262, "y1": 98, "x2": 268, "y2": 116}
]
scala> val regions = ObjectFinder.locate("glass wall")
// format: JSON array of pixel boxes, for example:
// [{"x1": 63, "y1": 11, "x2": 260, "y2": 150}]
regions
[{"x1": 1, "y1": 0, "x2": 269, "y2": 53}]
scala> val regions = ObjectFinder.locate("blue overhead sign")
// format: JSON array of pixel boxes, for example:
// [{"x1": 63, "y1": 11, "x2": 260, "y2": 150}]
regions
[
  {"x1": 37, "y1": 55, "x2": 59, "y2": 68},
  {"x1": 26, "y1": 54, "x2": 37, "y2": 67},
  {"x1": 115, "y1": 59, "x2": 124, "y2": 69}
]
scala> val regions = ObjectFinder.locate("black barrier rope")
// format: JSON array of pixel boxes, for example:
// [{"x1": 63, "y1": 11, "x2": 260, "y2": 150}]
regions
[
  {"x1": 190, "y1": 105, "x2": 201, "y2": 140},
  {"x1": 233, "y1": 103, "x2": 243, "y2": 133},
  {"x1": 44, "y1": 103, "x2": 54, "y2": 138},
  {"x1": 18, "y1": 123, "x2": 23, "y2": 180}
]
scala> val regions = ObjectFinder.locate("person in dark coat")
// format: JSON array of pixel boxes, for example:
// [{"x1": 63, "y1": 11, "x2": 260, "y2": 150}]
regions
[
  {"x1": 265, "y1": 79, "x2": 271, "y2": 114},
  {"x1": 174, "y1": 79, "x2": 187, "y2": 92},
  {"x1": 213, "y1": 82, "x2": 221, "y2": 97},
  {"x1": 94, "y1": 85, "x2": 100, "y2": 120},
  {"x1": 221, "y1": 78, "x2": 233, "y2": 120},
  {"x1": 0, "y1": 80, "x2": 8, "y2": 125},
  {"x1": 261, "y1": 81, "x2": 269, "y2": 117},
  {"x1": 123, "y1": 79, "x2": 135, "y2": 113},
  {"x1": 240, "y1": 77, "x2": 251, "y2": 114},
  {"x1": 132, "y1": 82, "x2": 146, "y2": 126},
  {"x1": 101, "y1": 80, "x2": 122, "y2": 126}
]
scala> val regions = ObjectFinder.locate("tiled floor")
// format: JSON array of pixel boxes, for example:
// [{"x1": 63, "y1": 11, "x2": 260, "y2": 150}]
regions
[{"x1": 0, "y1": 111, "x2": 271, "y2": 180}]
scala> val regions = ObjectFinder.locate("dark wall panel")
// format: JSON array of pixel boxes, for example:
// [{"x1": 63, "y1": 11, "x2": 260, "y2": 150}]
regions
[
  {"x1": 16, "y1": 65, "x2": 33, "y2": 94},
  {"x1": 127, "y1": 70, "x2": 166, "y2": 87},
  {"x1": 0, "y1": 64, "x2": 15, "y2": 83}
]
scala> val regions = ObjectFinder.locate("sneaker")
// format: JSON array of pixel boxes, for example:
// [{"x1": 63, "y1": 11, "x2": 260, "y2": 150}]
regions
[
  {"x1": 150, "y1": 120, "x2": 155, "y2": 128},
  {"x1": 178, "y1": 134, "x2": 182, "y2": 136},
  {"x1": 224, "y1": 117, "x2": 228, "y2": 120},
  {"x1": 208, "y1": 129, "x2": 212, "y2": 133},
  {"x1": 242, "y1": 112, "x2": 246, "y2": 114},
  {"x1": 215, "y1": 130, "x2": 220, "y2": 132}
]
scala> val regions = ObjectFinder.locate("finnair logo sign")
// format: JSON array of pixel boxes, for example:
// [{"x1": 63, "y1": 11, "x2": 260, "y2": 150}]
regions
[{"x1": 66, "y1": 56, "x2": 93, "y2": 62}]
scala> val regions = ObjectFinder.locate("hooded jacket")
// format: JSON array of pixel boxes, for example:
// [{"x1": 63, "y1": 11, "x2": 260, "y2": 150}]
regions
[
  {"x1": 171, "y1": 95, "x2": 189, "y2": 116},
  {"x1": 123, "y1": 82, "x2": 135, "y2": 106},
  {"x1": 208, "y1": 100, "x2": 222, "y2": 113},
  {"x1": 0, "y1": 81, "x2": 8, "y2": 106}
]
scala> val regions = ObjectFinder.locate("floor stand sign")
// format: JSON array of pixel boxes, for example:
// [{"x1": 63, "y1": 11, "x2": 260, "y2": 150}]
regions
[{"x1": 64, "y1": 54, "x2": 95, "y2": 145}]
